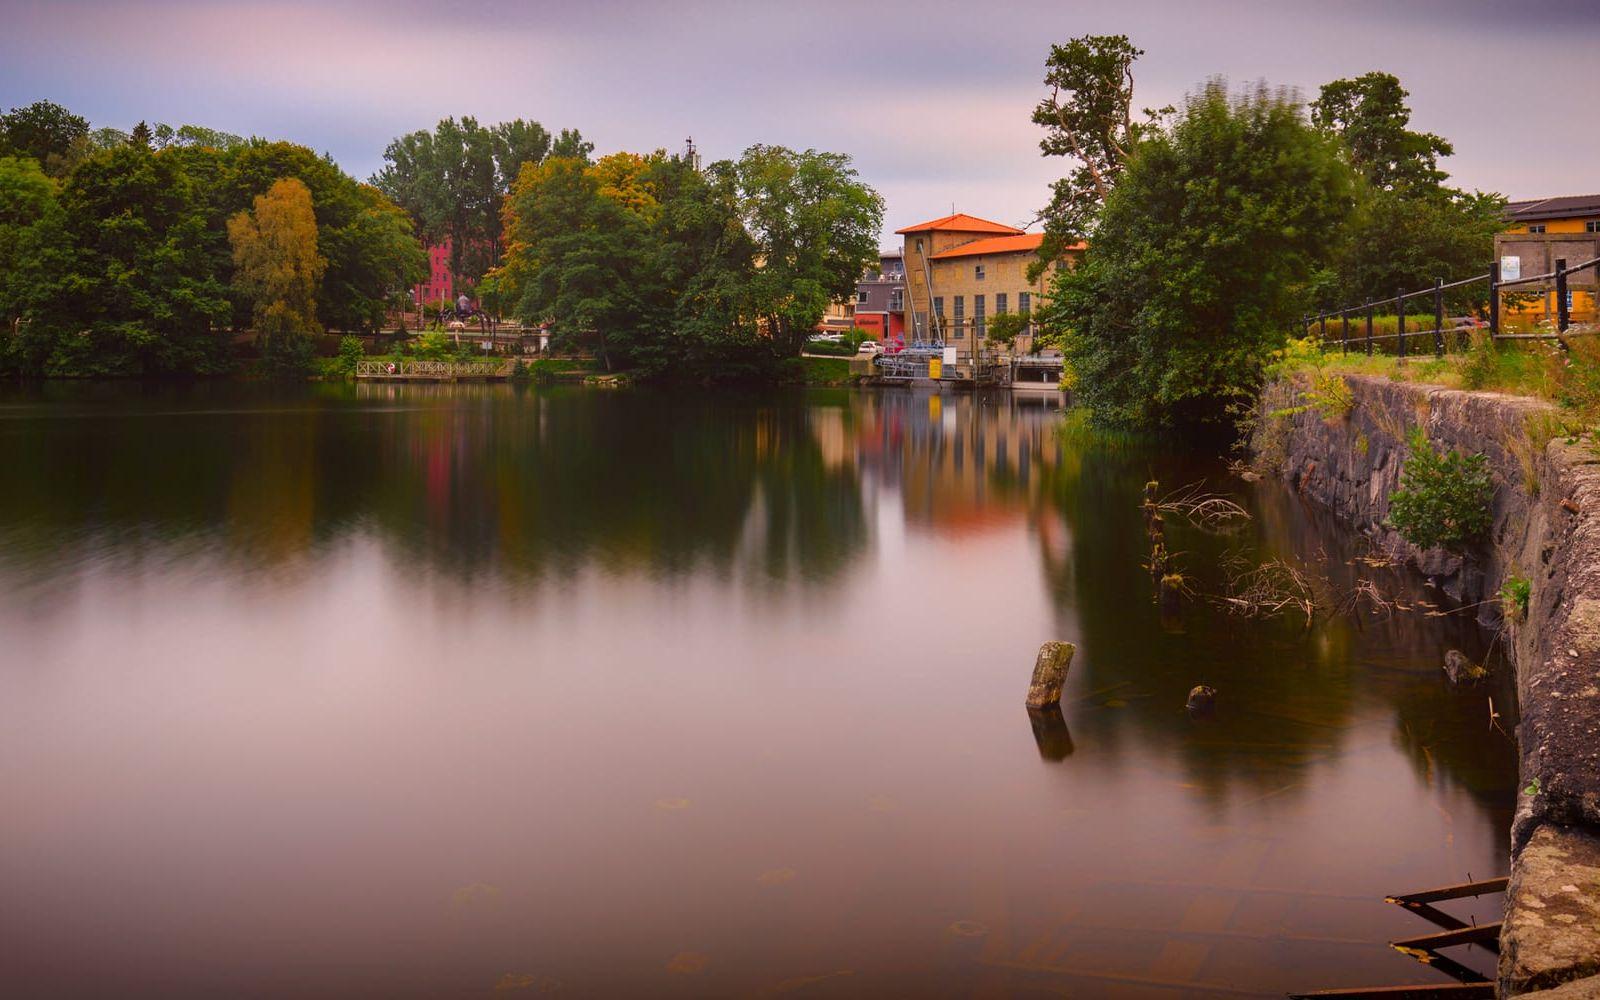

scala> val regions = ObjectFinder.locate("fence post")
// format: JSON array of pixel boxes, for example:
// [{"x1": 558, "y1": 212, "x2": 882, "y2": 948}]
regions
[
  {"x1": 1319, "y1": 313, "x2": 1327, "y2": 344},
  {"x1": 1341, "y1": 311, "x2": 1349, "y2": 355},
  {"x1": 1433, "y1": 277, "x2": 1444, "y2": 356},
  {"x1": 1366, "y1": 303, "x2": 1374, "y2": 357},
  {"x1": 1397, "y1": 290, "x2": 1406, "y2": 358},
  {"x1": 1489, "y1": 259, "x2": 1500, "y2": 340},
  {"x1": 1556, "y1": 258, "x2": 1569, "y2": 333}
]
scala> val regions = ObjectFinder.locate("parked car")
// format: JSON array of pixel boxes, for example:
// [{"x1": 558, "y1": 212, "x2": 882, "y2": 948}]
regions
[
  {"x1": 811, "y1": 332, "x2": 843, "y2": 343},
  {"x1": 856, "y1": 340, "x2": 883, "y2": 356}
]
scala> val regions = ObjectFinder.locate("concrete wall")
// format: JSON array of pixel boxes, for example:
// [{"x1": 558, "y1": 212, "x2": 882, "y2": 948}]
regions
[{"x1": 1253, "y1": 374, "x2": 1600, "y2": 996}]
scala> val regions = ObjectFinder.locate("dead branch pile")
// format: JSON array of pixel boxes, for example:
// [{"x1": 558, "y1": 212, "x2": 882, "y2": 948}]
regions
[
  {"x1": 1215, "y1": 553, "x2": 1319, "y2": 620},
  {"x1": 1155, "y1": 482, "x2": 1252, "y2": 529}
]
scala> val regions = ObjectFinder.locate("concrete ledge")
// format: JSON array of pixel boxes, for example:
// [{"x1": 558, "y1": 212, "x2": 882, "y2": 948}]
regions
[{"x1": 1503, "y1": 824, "x2": 1600, "y2": 994}]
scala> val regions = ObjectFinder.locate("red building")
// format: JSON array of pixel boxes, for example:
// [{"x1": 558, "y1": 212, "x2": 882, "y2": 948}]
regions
[{"x1": 414, "y1": 241, "x2": 455, "y2": 308}]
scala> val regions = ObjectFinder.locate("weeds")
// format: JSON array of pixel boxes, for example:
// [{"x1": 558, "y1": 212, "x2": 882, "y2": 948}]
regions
[{"x1": 1500, "y1": 574, "x2": 1531, "y2": 622}]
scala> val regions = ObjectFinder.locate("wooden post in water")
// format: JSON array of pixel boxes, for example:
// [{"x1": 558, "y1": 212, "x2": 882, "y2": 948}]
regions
[{"x1": 1026, "y1": 641, "x2": 1076, "y2": 708}]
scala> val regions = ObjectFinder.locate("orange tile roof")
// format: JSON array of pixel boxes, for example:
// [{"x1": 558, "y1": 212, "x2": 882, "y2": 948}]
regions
[
  {"x1": 929, "y1": 233, "x2": 1088, "y2": 260},
  {"x1": 894, "y1": 213, "x2": 1023, "y2": 236}
]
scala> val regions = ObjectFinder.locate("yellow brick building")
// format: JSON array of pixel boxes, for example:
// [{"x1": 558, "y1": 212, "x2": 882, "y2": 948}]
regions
[
  {"x1": 1500, "y1": 195, "x2": 1600, "y2": 326},
  {"x1": 896, "y1": 213, "x2": 1083, "y2": 364}
]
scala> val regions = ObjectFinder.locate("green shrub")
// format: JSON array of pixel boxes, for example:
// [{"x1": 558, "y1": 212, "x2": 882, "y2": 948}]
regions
[
  {"x1": 337, "y1": 335, "x2": 365, "y2": 376},
  {"x1": 509, "y1": 358, "x2": 530, "y2": 383},
  {"x1": 1500, "y1": 574, "x2": 1531, "y2": 621},
  {"x1": 1387, "y1": 426, "x2": 1494, "y2": 550}
]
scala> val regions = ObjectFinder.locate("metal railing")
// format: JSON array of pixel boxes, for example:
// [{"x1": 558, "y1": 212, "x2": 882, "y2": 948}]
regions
[
  {"x1": 1303, "y1": 253, "x2": 1600, "y2": 356},
  {"x1": 355, "y1": 359, "x2": 509, "y2": 379}
]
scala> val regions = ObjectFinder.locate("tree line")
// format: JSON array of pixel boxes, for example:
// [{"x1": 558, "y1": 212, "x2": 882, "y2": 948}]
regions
[
  {"x1": 1028, "y1": 39, "x2": 1506, "y2": 432},
  {"x1": 1, "y1": 100, "x2": 884, "y2": 381}
]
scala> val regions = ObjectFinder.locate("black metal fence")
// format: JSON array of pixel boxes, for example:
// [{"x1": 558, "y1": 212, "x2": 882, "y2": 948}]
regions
[{"x1": 1303, "y1": 253, "x2": 1600, "y2": 356}]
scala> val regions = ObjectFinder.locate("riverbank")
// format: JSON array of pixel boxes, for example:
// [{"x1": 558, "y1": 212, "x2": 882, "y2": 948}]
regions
[{"x1": 1252, "y1": 372, "x2": 1600, "y2": 996}]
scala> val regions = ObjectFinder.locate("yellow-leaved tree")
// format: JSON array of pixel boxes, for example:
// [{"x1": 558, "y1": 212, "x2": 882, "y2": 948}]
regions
[{"x1": 228, "y1": 177, "x2": 326, "y2": 372}]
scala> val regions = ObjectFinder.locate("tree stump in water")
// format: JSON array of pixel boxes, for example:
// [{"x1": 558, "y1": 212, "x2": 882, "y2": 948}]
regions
[
  {"x1": 1025, "y1": 641, "x2": 1076, "y2": 708},
  {"x1": 1186, "y1": 684, "x2": 1217, "y2": 715}
]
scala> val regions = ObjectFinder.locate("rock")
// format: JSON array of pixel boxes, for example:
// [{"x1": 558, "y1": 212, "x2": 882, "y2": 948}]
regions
[
  {"x1": 1186, "y1": 685, "x2": 1217, "y2": 715},
  {"x1": 1025, "y1": 641, "x2": 1076, "y2": 709},
  {"x1": 1444, "y1": 649, "x2": 1488, "y2": 685},
  {"x1": 1517, "y1": 974, "x2": 1600, "y2": 999},
  {"x1": 1500, "y1": 824, "x2": 1600, "y2": 996}
]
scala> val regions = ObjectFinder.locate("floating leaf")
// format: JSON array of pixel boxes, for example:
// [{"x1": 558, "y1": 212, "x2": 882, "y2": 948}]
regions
[
  {"x1": 757, "y1": 868, "x2": 797, "y2": 886},
  {"x1": 667, "y1": 952, "x2": 710, "y2": 974},
  {"x1": 946, "y1": 920, "x2": 989, "y2": 938}
]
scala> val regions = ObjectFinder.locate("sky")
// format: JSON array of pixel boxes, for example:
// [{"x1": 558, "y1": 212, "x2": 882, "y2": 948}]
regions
[{"x1": 3, "y1": 0, "x2": 1598, "y2": 245}]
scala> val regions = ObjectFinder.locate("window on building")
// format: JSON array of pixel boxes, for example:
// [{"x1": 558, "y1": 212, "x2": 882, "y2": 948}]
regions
[
  {"x1": 1529, "y1": 224, "x2": 1547, "y2": 234},
  {"x1": 995, "y1": 293, "x2": 1007, "y2": 315},
  {"x1": 953, "y1": 296, "x2": 964, "y2": 339},
  {"x1": 932, "y1": 296, "x2": 944, "y2": 316},
  {"x1": 1588, "y1": 220, "x2": 1599, "y2": 233},
  {"x1": 1019, "y1": 291, "x2": 1031, "y2": 315},
  {"x1": 915, "y1": 238, "x2": 924, "y2": 254},
  {"x1": 975, "y1": 264, "x2": 985, "y2": 281},
  {"x1": 857, "y1": 289, "x2": 870, "y2": 304},
  {"x1": 889, "y1": 289, "x2": 904, "y2": 311},
  {"x1": 974, "y1": 294, "x2": 986, "y2": 337}
]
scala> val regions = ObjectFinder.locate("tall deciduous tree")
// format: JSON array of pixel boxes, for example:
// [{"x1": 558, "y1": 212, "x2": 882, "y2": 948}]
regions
[
  {"x1": 0, "y1": 156, "x2": 70, "y2": 371},
  {"x1": 228, "y1": 177, "x2": 327, "y2": 372},
  {"x1": 49, "y1": 143, "x2": 232, "y2": 375},
  {"x1": 1310, "y1": 73, "x2": 1451, "y2": 193},
  {"x1": 1043, "y1": 80, "x2": 1356, "y2": 431},
  {"x1": 373, "y1": 117, "x2": 587, "y2": 288},
  {"x1": 1310, "y1": 72, "x2": 1504, "y2": 309},
  {"x1": 734, "y1": 145, "x2": 883, "y2": 358},
  {"x1": 1031, "y1": 35, "x2": 1165, "y2": 276},
  {"x1": 0, "y1": 100, "x2": 89, "y2": 176}
]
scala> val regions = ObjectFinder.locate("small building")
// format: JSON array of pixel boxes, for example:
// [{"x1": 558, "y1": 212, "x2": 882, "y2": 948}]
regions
[
  {"x1": 1499, "y1": 195, "x2": 1600, "y2": 327},
  {"x1": 852, "y1": 250, "x2": 906, "y2": 344},
  {"x1": 896, "y1": 213, "x2": 1082, "y2": 367}
]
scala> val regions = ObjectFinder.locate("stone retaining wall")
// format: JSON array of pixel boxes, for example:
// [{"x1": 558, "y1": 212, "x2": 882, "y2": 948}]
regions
[{"x1": 1254, "y1": 373, "x2": 1600, "y2": 996}]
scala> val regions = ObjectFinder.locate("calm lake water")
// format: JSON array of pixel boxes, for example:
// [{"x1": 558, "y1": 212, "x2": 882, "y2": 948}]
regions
[{"x1": 0, "y1": 383, "x2": 1517, "y2": 999}]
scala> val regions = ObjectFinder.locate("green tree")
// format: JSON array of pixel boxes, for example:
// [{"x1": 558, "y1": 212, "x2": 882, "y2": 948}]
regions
[
  {"x1": 1031, "y1": 35, "x2": 1164, "y2": 277},
  {"x1": 223, "y1": 141, "x2": 423, "y2": 332},
  {"x1": 0, "y1": 100, "x2": 89, "y2": 176},
  {"x1": 373, "y1": 117, "x2": 586, "y2": 287},
  {"x1": 1310, "y1": 72, "x2": 1505, "y2": 310},
  {"x1": 228, "y1": 177, "x2": 327, "y2": 373},
  {"x1": 48, "y1": 143, "x2": 232, "y2": 375},
  {"x1": 1310, "y1": 73, "x2": 1450, "y2": 192},
  {"x1": 499, "y1": 155, "x2": 652, "y2": 370},
  {"x1": 986, "y1": 311, "x2": 1028, "y2": 353},
  {"x1": 1043, "y1": 80, "x2": 1357, "y2": 431},
  {"x1": 734, "y1": 145, "x2": 883, "y2": 358},
  {"x1": 0, "y1": 156, "x2": 71, "y2": 372}
]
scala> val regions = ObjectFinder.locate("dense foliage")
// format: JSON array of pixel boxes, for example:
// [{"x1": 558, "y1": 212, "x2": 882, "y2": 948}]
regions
[
  {"x1": 1308, "y1": 73, "x2": 1505, "y2": 310},
  {"x1": 0, "y1": 100, "x2": 424, "y2": 377},
  {"x1": 372, "y1": 116, "x2": 590, "y2": 289},
  {"x1": 1041, "y1": 81, "x2": 1356, "y2": 430},
  {"x1": 229, "y1": 178, "x2": 326, "y2": 373},
  {"x1": 497, "y1": 144, "x2": 881, "y2": 380},
  {"x1": 1387, "y1": 426, "x2": 1494, "y2": 550}
]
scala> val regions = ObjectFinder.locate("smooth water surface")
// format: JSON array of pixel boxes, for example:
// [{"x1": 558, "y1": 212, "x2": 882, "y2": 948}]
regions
[{"x1": 0, "y1": 384, "x2": 1517, "y2": 998}]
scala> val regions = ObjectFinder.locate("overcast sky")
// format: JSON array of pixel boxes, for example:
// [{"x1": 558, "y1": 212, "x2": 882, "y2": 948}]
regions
[{"x1": 4, "y1": 0, "x2": 1597, "y2": 245}]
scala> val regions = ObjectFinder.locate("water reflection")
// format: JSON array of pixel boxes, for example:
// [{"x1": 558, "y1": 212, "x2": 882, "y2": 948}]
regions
[{"x1": 0, "y1": 382, "x2": 1516, "y2": 998}]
